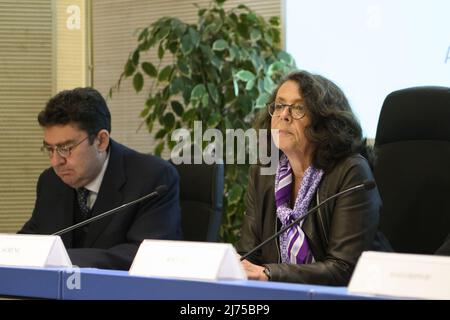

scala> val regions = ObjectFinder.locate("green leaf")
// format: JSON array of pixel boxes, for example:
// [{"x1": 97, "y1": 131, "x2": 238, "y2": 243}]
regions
[
  {"x1": 138, "y1": 39, "x2": 151, "y2": 51},
  {"x1": 153, "y1": 95, "x2": 166, "y2": 117},
  {"x1": 132, "y1": 50, "x2": 140, "y2": 65},
  {"x1": 233, "y1": 78, "x2": 239, "y2": 96},
  {"x1": 245, "y1": 79, "x2": 255, "y2": 91},
  {"x1": 211, "y1": 56, "x2": 222, "y2": 70},
  {"x1": 155, "y1": 128, "x2": 167, "y2": 139},
  {"x1": 154, "y1": 141, "x2": 165, "y2": 156},
  {"x1": 177, "y1": 59, "x2": 190, "y2": 76},
  {"x1": 141, "y1": 62, "x2": 157, "y2": 77},
  {"x1": 181, "y1": 34, "x2": 194, "y2": 55},
  {"x1": 138, "y1": 28, "x2": 148, "y2": 41},
  {"x1": 200, "y1": 44, "x2": 213, "y2": 60},
  {"x1": 188, "y1": 27, "x2": 200, "y2": 48},
  {"x1": 173, "y1": 21, "x2": 187, "y2": 38},
  {"x1": 169, "y1": 77, "x2": 184, "y2": 95},
  {"x1": 212, "y1": 39, "x2": 228, "y2": 51},
  {"x1": 158, "y1": 43, "x2": 165, "y2": 59},
  {"x1": 145, "y1": 97, "x2": 155, "y2": 108},
  {"x1": 250, "y1": 52, "x2": 263, "y2": 72},
  {"x1": 201, "y1": 94, "x2": 209, "y2": 107},
  {"x1": 263, "y1": 32, "x2": 273, "y2": 46},
  {"x1": 191, "y1": 84, "x2": 206, "y2": 101},
  {"x1": 267, "y1": 61, "x2": 285, "y2": 77},
  {"x1": 237, "y1": 4, "x2": 250, "y2": 11},
  {"x1": 250, "y1": 28, "x2": 262, "y2": 42},
  {"x1": 162, "y1": 85, "x2": 171, "y2": 100},
  {"x1": 207, "y1": 83, "x2": 219, "y2": 104},
  {"x1": 269, "y1": 16, "x2": 280, "y2": 26},
  {"x1": 140, "y1": 106, "x2": 150, "y2": 118},
  {"x1": 227, "y1": 45, "x2": 239, "y2": 63},
  {"x1": 167, "y1": 41, "x2": 178, "y2": 54},
  {"x1": 167, "y1": 139, "x2": 176, "y2": 150},
  {"x1": 147, "y1": 117, "x2": 154, "y2": 133},
  {"x1": 247, "y1": 12, "x2": 257, "y2": 22},
  {"x1": 157, "y1": 26, "x2": 171, "y2": 40},
  {"x1": 183, "y1": 84, "x2": 193, "y2": 104},
  {"x1": 277, "y1": 50, "x2": 294, "y2": 65},
  {"x1": 228, "y1": 12, "x2": 238, "y2": 24},
  {"x1": 224, "y1": 118, "x2": 233, "y2": 129},
  {"x1": 204, "y1": 22, "x2": 221, "y2": 35},
  {"x1": 228, "y1": 184, "x2": 243, "y2": 205},
  {"x1": 133, "y1": 72, "x2": 144, "y2": 92},
  {"x1": 235, "y1": 70, "x2": 255, "y2": 82},
  {"x1": 163, "y1": 112, "x2": 175, "y2": 130},
  {"x1": 255, "y1": 93, "x2": 270, "y2": 108},
  {"x1": 124, "y1": 59, "x2": 135, "y2": 77},
  {"x1": 264, "y1": 77, "x2": 275, "y2": 93},
  {"x1": 158, "y1": 65, "x2": 173, "y2": 82},
  {"x1": 236, "y1": 94, "x2": 253, "y2": 113},
  {"x1": 236, "y1": 22, "x2": 248, "y2": 39},
  {"x1": 171, "y1": 100, "x2": 184, "y2": 116},
  {"x1": 182, "y1": 108, "x2": 197, "y2": 122},
  {"x1": 207, "y1": 112, "x2": 221, "y2": 128},
  {"x1": 269, "y1": 27, "x2": 281, "y2": 45}
]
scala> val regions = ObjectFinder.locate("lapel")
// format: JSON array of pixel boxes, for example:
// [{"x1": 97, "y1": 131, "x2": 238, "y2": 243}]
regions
[
  {"x1": 84, "y1": 140, "x2": 126, "y2": 247},
  {"x1": 55, "y1": 181, "x2": 75, "y2": 247},
  {"x1": 302, "y1": 188, "x2": 327, "y2": 260}
]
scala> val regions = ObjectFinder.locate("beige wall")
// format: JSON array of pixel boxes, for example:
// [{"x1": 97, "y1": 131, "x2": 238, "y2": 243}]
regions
[
  {"x1": 0, "y1": 0, "x2": 53, "y2": 232},
  {"x1": 55, "y1": 0, "x2": 91, "y2": 91},
  {"x1": 0, "y1": 0, "x2": 91, "y2": 233}
]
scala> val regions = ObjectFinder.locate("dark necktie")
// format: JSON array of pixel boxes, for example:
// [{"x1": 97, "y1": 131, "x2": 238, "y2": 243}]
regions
[{"x1": 76, "y1": 187, "x2": 91, "y2": 219}]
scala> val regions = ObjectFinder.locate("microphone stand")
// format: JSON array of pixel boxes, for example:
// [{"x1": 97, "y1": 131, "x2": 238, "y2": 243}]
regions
[{"x1": 52, "y1": 185, "x2": 167, "y2": 236}]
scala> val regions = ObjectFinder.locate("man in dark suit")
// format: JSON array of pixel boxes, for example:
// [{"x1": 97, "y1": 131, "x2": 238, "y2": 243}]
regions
[{"x1": 19, "y1": 87, "x2": 182, "y2": 270}]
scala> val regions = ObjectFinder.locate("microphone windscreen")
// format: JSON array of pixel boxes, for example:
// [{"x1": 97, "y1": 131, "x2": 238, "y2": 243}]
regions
[
  {"x1": 155, "y1": 184, "x2": 168, "y2": 195},
  {"x1": 363, "y1": 180, "x2": 376, "y2": 190}
]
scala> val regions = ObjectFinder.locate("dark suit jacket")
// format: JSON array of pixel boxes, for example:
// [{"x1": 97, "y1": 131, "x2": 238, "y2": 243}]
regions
[
  {"x1": 236, "y1": 154, "x2": 391, "y2": 285},
  {"x1": 19, "y1": 139, "x2": 182, "y2": 270}
]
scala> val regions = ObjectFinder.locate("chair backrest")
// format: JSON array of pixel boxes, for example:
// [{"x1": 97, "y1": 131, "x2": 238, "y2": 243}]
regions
[
  {"x1": 374, "y1": 86, "x2": 450, "y2": 254},
  {"x1": 169, "y1": 160, "x2": 224, "y2": 242}
]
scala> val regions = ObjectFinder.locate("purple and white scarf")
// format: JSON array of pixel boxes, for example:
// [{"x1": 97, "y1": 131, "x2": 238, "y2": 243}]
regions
[{"x1": 275, "y1": 154, "x2": 324, "y2": 264}]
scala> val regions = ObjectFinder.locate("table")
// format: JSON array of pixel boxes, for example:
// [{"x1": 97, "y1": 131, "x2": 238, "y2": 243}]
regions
[{"x1": 0, "y1": 266, "x2": 384, "y2": 300}]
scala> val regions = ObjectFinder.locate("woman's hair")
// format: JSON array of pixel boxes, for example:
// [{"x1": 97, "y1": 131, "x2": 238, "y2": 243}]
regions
[{"x1": 256, "y1": 70, "x2": 371, "y2": 171}]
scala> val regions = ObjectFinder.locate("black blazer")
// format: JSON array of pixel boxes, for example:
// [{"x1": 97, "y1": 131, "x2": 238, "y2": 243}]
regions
[
  {"x1": 19, "y1": 139, "x2": 182, "y2": 270},
  {"x1": 236, "y1": 154, "x2": 391, "y2": 285}
]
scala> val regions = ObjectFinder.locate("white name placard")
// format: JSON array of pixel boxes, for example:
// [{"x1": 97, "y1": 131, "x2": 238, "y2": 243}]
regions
[
  {"x1": 129, "y1": 240, "x2": 247, "y2": 281},
  {"x1": 348, "y1": 251, "x2": 450, "y2": 300},
  {"x1": 0, "y1": 234, "x2": 72, "y2": 268}
]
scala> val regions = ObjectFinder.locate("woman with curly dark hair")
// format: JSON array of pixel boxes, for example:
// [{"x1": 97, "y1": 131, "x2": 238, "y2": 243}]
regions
[{"x1": 236, "y1": 70, "x2": 391, "y2": 285}]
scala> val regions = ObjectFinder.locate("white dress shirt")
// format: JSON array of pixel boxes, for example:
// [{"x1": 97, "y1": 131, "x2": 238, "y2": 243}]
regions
[{"x1": 83, "y1": 151, "x2": 110, "y2": 209}]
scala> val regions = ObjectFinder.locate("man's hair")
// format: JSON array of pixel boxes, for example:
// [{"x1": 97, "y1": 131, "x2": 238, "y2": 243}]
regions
[
  {"x1": 38, "y1": 87, "x2": 111, "y2": 140},
  {"x1": 256, "y1": 70, "x2": 369, "y2": 171}
]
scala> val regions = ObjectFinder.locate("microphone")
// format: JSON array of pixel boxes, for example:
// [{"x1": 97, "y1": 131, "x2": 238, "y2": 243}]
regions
[
  {"x1": 52, "y1": 185, "x2": 168, "y2": 236},
  {"x1": 240, "y1": 180, "x2": 376, "y2": 261}
]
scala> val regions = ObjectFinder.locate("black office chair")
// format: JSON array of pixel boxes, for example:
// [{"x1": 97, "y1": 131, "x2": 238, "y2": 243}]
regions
[
  {"x1": 169, "y1": 159, "x2": 224, "y2": 242},
  {"x1": 373, "y1": 86, "x2": 450, "y2": 254}
]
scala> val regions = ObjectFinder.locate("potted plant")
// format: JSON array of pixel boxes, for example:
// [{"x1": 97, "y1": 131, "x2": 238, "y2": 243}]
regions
[{"x1": 112, "y1": 0, "x2": 296, "y2": 243}]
